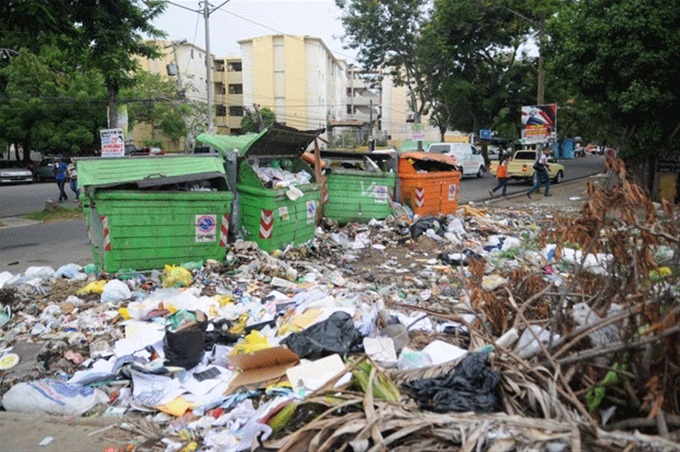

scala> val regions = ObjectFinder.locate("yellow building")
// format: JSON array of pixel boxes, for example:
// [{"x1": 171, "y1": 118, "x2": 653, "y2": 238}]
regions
[
  {"x1": 134, "y1": 40, "x2": 212, "y2": 152},
  {"x1": 213, "y1": 57, "x2": 244, "y2": 135},
  {"x1": 238, "y1": 35, "x2": 347, "y2": 132}
]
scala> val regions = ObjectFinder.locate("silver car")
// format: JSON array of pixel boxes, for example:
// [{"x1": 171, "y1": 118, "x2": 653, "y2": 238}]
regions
[{"x1": 0, "y1": 161, "x2": 33, "y2": 184}]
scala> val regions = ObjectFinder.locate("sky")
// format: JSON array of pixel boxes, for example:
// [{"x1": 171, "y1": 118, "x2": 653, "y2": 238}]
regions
[{"x1": 153, "y1": 0, "x2": 358, "y2": 63}]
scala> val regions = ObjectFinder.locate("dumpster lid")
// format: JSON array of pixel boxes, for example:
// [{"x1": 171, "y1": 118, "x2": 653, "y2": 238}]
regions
[
  {"x1": 317, "y1": 149, "x2": 397, "y2": 161},
  {"x1": 400, "y1": 152, "x2": 458, "y2": 168},
  {"x1": 197, "y1": 124, "x2": 325, "y2": 159},
  {"x1": 77, "y1": 155, "x2": 228, "y2": 190}
]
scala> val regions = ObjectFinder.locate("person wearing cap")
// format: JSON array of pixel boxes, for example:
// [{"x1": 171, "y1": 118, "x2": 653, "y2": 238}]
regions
[{"x1": 53, "y1": 157, "x2": 69, "y2": 202}]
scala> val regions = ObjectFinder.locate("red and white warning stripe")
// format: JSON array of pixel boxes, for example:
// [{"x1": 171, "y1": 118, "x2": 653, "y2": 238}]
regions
[
  {"x1": 415, "y1": 188, "x2": 425, "y2": 207},
  {"x1": 259, "y1": 209, "x2": 274, "y2": 239},
  {"x1": 219, "y1": 214, "x2": 230, "y2": 247},
  {"x1": 101, "y1": 215, "x2": 111, "y2": 251}
]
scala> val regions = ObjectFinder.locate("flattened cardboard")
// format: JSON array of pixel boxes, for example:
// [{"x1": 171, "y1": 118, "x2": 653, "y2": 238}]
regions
[{"x1": 227, "y1": 346, "x2": 299, "y2": 393}]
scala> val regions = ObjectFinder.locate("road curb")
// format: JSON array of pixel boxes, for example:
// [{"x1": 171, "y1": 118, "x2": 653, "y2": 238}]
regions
[
  {"x1": 484, "y1": 173, "x2": 602, "y2": 204},
  {"x1": 0, "y1": 217, "x2": 41, "y2": 229}
]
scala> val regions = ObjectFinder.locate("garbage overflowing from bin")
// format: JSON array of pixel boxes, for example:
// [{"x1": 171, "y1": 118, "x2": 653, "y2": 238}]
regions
[
  {"x1": 0, "y1": 161, "x2": 679, "y2": 450},
  {"x1": 197, "y1": 125, "x2": 323, "y2": 253}
]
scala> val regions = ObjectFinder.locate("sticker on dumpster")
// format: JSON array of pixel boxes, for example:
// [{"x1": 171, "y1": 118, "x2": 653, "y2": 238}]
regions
[
  {"x1": 278, "y1": 206, "x2": 290, "y2": 222},
  {"x1": 195, "y1": 214, "x2": 217, "y2": 243},
  {"x1": 374, "y1": 185, "x2": 388, "y2": 204},
  {"x1": 306, "y1": 200, "x2": 317, "y2": 224},
  {"x1": 415, "y1": 188, "x2": 426, "y2": 207},
  {"x1": 448, "y1": 184, "x2": 457, "y2": 201}
]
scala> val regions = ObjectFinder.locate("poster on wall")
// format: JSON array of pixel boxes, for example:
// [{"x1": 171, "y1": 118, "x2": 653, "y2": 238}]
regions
[{"x1": 521, "y1": 104, "x2": 557, "y2": 144}]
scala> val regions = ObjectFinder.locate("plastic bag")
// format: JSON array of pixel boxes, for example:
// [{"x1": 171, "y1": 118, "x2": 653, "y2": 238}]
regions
[
  {"x1": 100, "y1": 279, "x2": 132, "y2": 303},
  {"x1": 77, "y1": 280, "x2": 107, "y2": 296},
  {"x1": 162, "y1": 265, "x2": 192, "y2": 288},
  {"x1": 24, "y1": 266, "x2": 56, "y2": 279},
  {"x1": 410, "y1": 216, "x2": 444, "y2": 240},
  {"x1": 402, "y1": 352, "x2": 501, "y2": 413},
  {"x1": 55, "y1": 263, "x2": 87, "y2": 281},
  {"x1": 281, "y1": 311, "x2": 362, "y2": 360},
  {"x1": 164, "y1": 310, "x2": 207, "y2": 369},
  {"x1": 230, "y1": 330, "x2": 271, "y2": 355},
  {"x1": 2, "y1": 379, "x2": 107, "y2": 416}
]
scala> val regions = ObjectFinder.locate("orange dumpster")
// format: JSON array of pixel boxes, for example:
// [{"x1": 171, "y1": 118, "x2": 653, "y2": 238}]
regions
[{"x1": 398, "y1": 152, "x2": 461, "y2": 216}]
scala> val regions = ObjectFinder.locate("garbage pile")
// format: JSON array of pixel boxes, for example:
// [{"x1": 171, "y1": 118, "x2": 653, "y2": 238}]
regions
[{"x1": 0, "y1": 165, "x2": 678, "y2": 451}]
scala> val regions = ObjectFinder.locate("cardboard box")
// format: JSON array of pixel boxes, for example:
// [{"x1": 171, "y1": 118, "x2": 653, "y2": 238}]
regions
[{"x1": 227, "y1": 346, "x2": 300, "y2": 393}]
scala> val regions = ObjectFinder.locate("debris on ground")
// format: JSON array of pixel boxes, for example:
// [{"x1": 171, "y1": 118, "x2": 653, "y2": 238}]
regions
[{"x1": 1, "y1": 163, "x2": 678, "y2": 451}]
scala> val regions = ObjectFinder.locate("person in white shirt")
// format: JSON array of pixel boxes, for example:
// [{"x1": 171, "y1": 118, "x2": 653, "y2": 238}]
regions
[
  {"x1": 67, "y1": 159, "x2": 80, "y2": 202},
  {"x1": 527, "y1": 147, "x2": 552, "y2": 198}
]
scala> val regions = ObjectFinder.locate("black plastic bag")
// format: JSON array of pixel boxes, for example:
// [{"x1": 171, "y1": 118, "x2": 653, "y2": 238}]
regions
[
  {"x1": 410, "y1": 216, "x2": 445, "y2": 239},
  {"x1": 164, "y1": 311, "x2": 208, "y2": 369},
  {"x1": 281, "y1": 311, "x2": 362, "y2": 360},
  {"x1": 402, "y1": 352, "x2": 502, "y2": 413}
]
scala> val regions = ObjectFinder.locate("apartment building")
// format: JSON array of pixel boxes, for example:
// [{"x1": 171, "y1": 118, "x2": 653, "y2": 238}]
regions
[
  {"x1": 238, "y1": 35, "x2": 347, "y2": 133},
  {"x1": 134, "y1": 40, "x2": 212, "y2": 151},
  {"x1": 213, "y1": 57, "x2": 244, "y2": 135}
]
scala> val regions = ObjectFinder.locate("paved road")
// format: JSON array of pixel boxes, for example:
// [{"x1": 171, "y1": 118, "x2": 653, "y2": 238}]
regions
[
  {"x1": 457, "y1": 154, "x2": 605, "y2": 203},
  {"x1": 0, "y1": 155, "x2": 606, "y2": 275}
]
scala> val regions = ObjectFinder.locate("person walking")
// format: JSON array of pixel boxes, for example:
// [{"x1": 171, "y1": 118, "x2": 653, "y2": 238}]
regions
[
  {"x1": 67, "y1": 158, "x2": 80, "y2": 202},
  {"x1": 489, "y1": 154, "x2": 510, "y2": 197},
  {"x1": 527, "y1": 147, "x2": 552, "y2": 198},
  {"x1": 54, "y1": 157, "x2": 69, "y2": 202}
]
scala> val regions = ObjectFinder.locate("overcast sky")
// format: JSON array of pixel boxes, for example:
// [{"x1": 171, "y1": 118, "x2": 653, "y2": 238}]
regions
[{"x1": 153, "y1": 0, "x2": 358, "y2": 63}]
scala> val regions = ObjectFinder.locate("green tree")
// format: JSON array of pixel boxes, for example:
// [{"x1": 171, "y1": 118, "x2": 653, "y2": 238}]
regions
[
  {"x1": 0, "y1": 46, "x2": 106, "y2": 161},
  {"x1": 425, "y1": 0, "x2": 537, "y2": 142},
  {"x1": 240, "y1": 107, "x2": 276, "y2": 134},
  {"x1": 72, "y1": 0, "x2": 167, "y2": 129},
  {"x1": 547, "y1": 0, "x2": 680, "y2": 173},
  {"x1": 336, "y1": 0, "x2": 432, "y2": 149}
]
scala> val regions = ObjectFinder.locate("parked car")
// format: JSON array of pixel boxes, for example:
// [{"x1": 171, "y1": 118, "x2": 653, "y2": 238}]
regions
[
  {"x1": 489, "y1": 149, "x2": 564, "y2": 184},
  {"x1": 0, "y1": 161, "x2": 34, "y2": 184},
  {"x1": 128, "y1": 146, "x2": 165, "y2": 156},
  {"x1": 426, "y1": 142, "x2": 486, "y2": 177},
  {"x1": 34, "y1": 156, "x2": 72, "y2": 182}
]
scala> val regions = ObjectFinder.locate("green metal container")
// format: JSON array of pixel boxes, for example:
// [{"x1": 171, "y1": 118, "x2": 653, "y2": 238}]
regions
[
  {"x1": 324, "y1": 169, "x2": 395, "y2": 224},
  {"x1": 78, "y1": 155, "x2": 233, "y2": 272},
  {"x1": 198, "y1": 125, "x2": 323, "y2": 253},
  {"x1": 319, "y1": 150, "x2": 397, "y2": 225}
]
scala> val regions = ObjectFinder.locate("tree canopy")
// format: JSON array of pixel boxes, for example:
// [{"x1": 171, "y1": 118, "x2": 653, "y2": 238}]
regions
[
  {"x1": 240, "y1": 107, "x2": 277, "y2": 134},
  {"x1": 547, "y1": 0, "x2": 680, "y2": 163}
]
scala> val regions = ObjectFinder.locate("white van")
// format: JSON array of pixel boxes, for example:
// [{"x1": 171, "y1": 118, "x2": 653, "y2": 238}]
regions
[{"x1": 426, "y1": 143, "x2": 486, "y2": 177}]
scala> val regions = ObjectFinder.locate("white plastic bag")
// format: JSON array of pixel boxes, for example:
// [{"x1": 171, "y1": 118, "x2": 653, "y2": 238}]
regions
[
  {"x1": 55, "y1": 263, "x2": 88, "y2": 281},
  {"x1": 100, "y1": 279, "x2": 132, "y2": 303},
  {"x1": 2, "y1": 379, "x2": 107, "y2": 416},
  {"x1": 23, "y1": 266, "x2": 56, "y2": 279}
]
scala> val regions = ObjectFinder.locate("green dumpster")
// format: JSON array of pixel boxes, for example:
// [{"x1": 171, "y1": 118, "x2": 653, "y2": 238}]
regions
[
  {"x1": 316, "y1": 149, "x2": 397, "y2": 225},
  {"x1": 77, "y1": 155, "x2": 234, "y2": 272},
  {"x1": 198, "y1": 124, "x2": 323, "y2": 253}
]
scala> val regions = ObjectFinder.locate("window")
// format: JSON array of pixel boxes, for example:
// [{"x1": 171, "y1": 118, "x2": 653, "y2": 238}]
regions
[
  {"x1": 229, "y1": 106, "x2": 244, "y2": 117},
  {"x1": 216, "y1": 105, "x2": 226, "y2": 117},
  {"x1": 228, "y1": 84, "x2": 243, "y2": 95},
  {"x1": 227, "y1": 62, "x2": 242, "y2": 72}
]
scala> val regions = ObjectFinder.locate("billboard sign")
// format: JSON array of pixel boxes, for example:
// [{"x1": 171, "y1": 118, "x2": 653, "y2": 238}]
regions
[{"x1": 521, "y1": 104, "x2": 556, "y2": 144}]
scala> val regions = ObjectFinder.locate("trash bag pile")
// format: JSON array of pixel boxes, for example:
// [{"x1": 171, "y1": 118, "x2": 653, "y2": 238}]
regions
[{"x1": 0, "y1": 167, "x2": 679, "y2": 451}]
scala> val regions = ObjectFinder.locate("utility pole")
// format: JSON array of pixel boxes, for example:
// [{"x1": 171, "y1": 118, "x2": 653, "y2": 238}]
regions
[
  {"x1": 203, "y1": 1, "x2": 214, "y2": 133},
  {"x1": 537, "y1": 12, "x2": 546, "y2": 105},
  {"x1": 369, "y1": 99, "x2": 375, "y2": 151}
]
